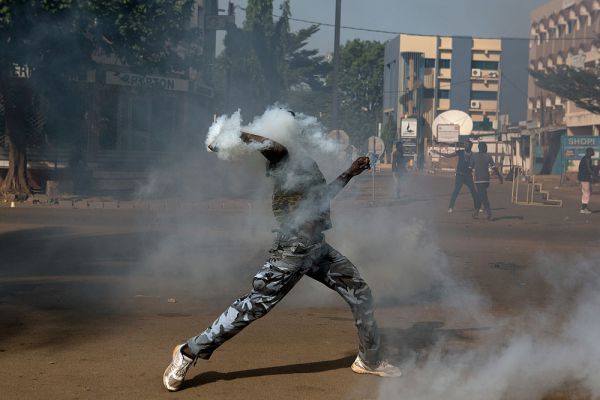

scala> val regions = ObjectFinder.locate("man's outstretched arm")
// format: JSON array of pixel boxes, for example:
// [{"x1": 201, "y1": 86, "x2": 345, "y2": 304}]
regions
[
  {"x1": 239, "y1": 131, "x2": 288, "y2": 163},
  {"x1": 327, "y1": 156, "x2": 371, "y2": 200},
  {"x1": 208, "y1": 131, "x2": 288, "y2": 164},
  {"x1": 430, "y1": 149, "x2": 459, "y2": 158}
]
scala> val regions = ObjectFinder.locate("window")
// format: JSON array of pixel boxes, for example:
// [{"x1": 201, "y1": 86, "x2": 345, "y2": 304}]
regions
[
  {"x1": 470, "y1": 91, "x2": 498, "y2": 101},
  {"x1": 568, "y1": 20, "x2": 576, "y2": 33},
  {"x1": 438, "y1": 89, "x2": 450, "y2": 99},
  {"x1": 424, "y1": 88, "x2": 435, "y2": 99},
  {"x1": 439, "y1": 59, "x2": 451, "y2": 69},
  {"x1": 424, "y1": 59, "x2": 436, "y2": 68},
  {"x1": 471, "y1": 60, "x2": 499, "y2": 70}
]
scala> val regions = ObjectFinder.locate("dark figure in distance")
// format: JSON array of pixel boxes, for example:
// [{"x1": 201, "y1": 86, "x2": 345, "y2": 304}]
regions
[
  {"x1": 431, "y1": 140, "x2": 477, "y2": 213},
  {"x1": 469, "y1": 142, "x2": 503, "y2": 220},
  {"x1": 578, "y1": 147, "x2": 595, "y2": 214},
  {"x1": 391, "y1": 141, "x2": 406, "y2": 198}
]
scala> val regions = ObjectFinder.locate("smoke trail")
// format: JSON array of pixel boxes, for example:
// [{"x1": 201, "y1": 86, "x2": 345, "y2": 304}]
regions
[
  {"x1": 377, "y1": 251, "x2": 600, "y2": 400},
  {"x1": 205, "y1": 106, "x2": 341, "y2": 161}
]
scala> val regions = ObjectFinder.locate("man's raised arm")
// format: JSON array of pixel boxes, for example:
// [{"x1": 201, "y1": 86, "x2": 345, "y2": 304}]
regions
[
  {"x1": 208, "y1": 131, "x2": 288, "y2": 164},
  {"x1": 239, "y1": 132, "x2": 288, "y2": 163},
  {"x1": 327, "y1": 156, "x2": 371, "y2": 200}
]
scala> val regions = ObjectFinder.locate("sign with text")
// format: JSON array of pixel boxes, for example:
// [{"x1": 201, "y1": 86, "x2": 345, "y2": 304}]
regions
[
  {"x1": 10, "y1": 63, "x2": 32, "y2": 79},
  {"x1": 562, "y1": 136, "x2": 600, "y2": 160},
  {"x1": 106, "y1": 72, "x2": 190, "y2": 92},
  {"x1": 436, "y1": 124, "x2": 460, "y2": 143},
  {"x1": 401, "y1": 118, "x2": 418, "y2": 138}
]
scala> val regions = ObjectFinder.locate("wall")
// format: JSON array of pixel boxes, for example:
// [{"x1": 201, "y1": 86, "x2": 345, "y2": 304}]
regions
[
  {"x1": 500, "y1": 39, "x2": 529, "y2": 124},
  {"x1": 449, "y1": 37, "x2": 472, "y2": 113}
]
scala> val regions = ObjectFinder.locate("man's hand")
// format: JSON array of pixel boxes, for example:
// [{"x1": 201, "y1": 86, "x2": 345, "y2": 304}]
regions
[
  {"x1": 207, "y1": 143, "x2": 219, "y2": 152},
  {"x1": 350, "y1": 156, "x2": 371, "y2": 176}
]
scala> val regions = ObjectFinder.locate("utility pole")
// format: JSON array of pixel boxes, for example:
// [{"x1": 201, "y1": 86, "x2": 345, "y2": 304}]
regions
[
  {"x1": 331, "y1": 0, "x2": 342, "y2": 130},
  {"x1": 495, "y1": 69, "x2": 502, "y2": 137}
]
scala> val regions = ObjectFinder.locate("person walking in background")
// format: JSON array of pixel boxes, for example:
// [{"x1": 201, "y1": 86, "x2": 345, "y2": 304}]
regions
[
  {"x1": 431, "y1": 140, "x2": 477, "y2": 213},
  {"x1": 578, "y1": 147, "x2": 595, "y2": 214},
  {"x1": 391, "y1": 141, "x2": 406, "y2": 198},
  {"x1": 469, "y1": 142, "x2": 503, "y2": 220}
]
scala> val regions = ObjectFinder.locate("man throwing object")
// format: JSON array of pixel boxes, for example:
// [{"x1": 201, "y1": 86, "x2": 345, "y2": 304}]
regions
[{"x1": 163, "y1": 122, "x2": 401, "y2": 392}]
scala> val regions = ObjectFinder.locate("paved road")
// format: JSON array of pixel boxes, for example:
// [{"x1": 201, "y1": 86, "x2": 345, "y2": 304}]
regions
[{"x1": 0, "y1": 174, "x2": 597, "y2": 399}]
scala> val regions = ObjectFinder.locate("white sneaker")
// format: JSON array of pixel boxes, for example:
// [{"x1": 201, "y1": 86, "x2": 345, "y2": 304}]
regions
[
  {"x1": 163, "y1": 344, "x2": 194, "y2": 391},
  {"x1": 580, "y1": 208, "x2": 592, "y2": 214},
  {"x1": 447, "y1": 208, "x2": 453, "y2": 213},
  {"x1": 351, "y1": 355, "x2": 402, "y2": 377}
]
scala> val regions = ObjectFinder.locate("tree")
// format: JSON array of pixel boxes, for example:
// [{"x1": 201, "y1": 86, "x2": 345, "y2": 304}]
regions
[
  {"x1": 381, "y1": 114, "x2": 396, "y2": 156},
  {"x1": 0, "y1": 0, "x2": 195, "y2": 200},
  {"x1": 530, "y1": 66, "x2": 600, "y2": 114},
  {"x1": 220, "y1": 0, "x2": 327, "y2": 117},
  {"x1": 335, "y1": 39, "x2": 384, "y2": 147}
]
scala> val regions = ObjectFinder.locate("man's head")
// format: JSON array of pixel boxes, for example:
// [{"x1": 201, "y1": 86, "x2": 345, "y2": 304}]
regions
[
  {"x1": 478, "y1": 142, "x2": 488, "y2": 153},
  {"x1": 586, "y1": 147, "x2": 595, "y2": 157},
  {"x1": 464, "y1": 140, "x2": 473, "y2": 152}
]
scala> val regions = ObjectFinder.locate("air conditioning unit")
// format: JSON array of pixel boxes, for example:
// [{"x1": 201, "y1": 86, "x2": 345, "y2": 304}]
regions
[
  {"x1": 470, "y1": 100, "x2": 481, "y2": 109},
  {"x1": 471, "y1": 68, "x2": 482, "y2": 77}
]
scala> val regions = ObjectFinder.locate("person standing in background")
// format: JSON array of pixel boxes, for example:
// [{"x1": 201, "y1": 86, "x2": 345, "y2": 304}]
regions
[
  {"x1": 431, "y1": 140, "x2": 477, "y2": 213},
  {"x1": 578, "y1": 147, "x2": 595, "y2": 215},
  {"x1": 469, "y1": 142, "x2": 503, "y2": 220},
  {"x1": 391, "y1": 141, "x2": 406, "y2": 198}
]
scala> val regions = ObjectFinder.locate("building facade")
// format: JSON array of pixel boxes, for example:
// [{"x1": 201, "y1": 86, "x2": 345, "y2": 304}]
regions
[
  {"x1": 529, "y1": 0, "x2": 600, "y2": 135},
  {"x1": 527, "y1": 0, "x2": 600, "y2": 174},
  {"x1": 383, "y1": 34, "x2": 529, "y2": 162},
  {"x1": 1, "y1": 0, "x2": 229, "y2": 193}
]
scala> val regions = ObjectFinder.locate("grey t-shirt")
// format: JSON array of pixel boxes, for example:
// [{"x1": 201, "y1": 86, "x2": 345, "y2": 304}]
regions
[{"x1": 469, "y1": 153, "x2": 495, "y2": 183}]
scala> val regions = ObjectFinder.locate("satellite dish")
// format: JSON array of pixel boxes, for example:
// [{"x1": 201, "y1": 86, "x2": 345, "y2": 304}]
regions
[{"x1": 433, "y1": 110, "x2": 473, "y2": 137}]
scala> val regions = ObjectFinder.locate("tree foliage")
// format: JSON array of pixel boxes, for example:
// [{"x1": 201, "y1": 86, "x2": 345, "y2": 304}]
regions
[
  {"x1": 381, "y1": 114, "x2": 396, "y2": 152},
  {"x1": 336, "y1": 39, "x2": 384, "y2": 146},
  {"x1": 220, "y1": 0, "x2": 328, "y2": 117},
  {"x1": 0, "y1": 0, "x2": 196, "y2": 198},
  {"x1": 530, "y1": 66, "x2": 600, "y2": 114},
  {"x1": 221, "y1": 6, "x2": 384, "y2": 148}
]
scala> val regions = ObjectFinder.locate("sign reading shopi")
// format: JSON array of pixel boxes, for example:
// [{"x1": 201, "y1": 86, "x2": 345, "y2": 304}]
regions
[{"x1": 562, "y1": 136, "x2": 600, "y2": 161}]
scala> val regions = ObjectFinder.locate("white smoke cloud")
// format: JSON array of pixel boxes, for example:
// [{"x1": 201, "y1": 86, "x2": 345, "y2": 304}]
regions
[
  {"x1": 377, "y1": 251, "x2": 600, "y2": 400},
  {"x1": 205, "y1": 106, "x2": 341, "y2": 161}
]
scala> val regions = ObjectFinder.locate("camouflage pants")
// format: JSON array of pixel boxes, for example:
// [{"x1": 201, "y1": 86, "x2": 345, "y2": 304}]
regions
[{"x1": 186, "y1": 232, "x2": 381, "y2": 367}]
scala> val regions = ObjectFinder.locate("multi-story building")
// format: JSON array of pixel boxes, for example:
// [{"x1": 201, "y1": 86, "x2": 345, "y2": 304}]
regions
[
  {"x1": 529, "y1": 0, "x2": 600, "y2": 135},
  {"x1": 383, "y1": 34, "x2": 528, "y2": 163}
]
